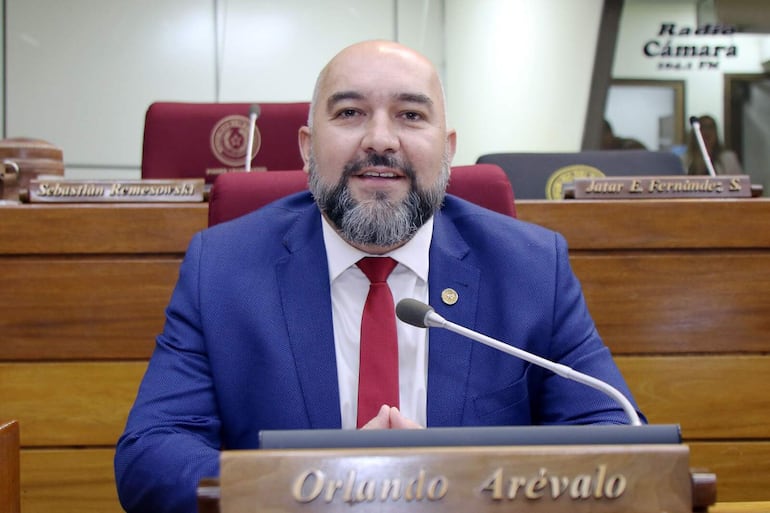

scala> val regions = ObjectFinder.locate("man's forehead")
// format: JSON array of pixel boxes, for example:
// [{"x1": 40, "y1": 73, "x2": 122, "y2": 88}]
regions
[
  {"x1": 320, "y1": 64, "x2": 442, "y2": 109},
  {"x1": 311, "y1": 41, "x2": 447, "y2": 122}
]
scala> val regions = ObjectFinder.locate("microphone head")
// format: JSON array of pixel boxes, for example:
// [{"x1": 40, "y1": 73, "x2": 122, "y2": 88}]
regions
[
  {"x1": 396, "y1": 298, "x2": 434, "y2": 328},
  {"x1": 249, "y1": 104, "x2": 261, "y2": 118},
  {"x1": 689, "y1": 115, "x2": 699, "y2": 126}
]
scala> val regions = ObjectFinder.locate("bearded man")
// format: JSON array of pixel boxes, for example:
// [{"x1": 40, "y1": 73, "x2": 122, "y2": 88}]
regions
[{"x1": 115, "y1": 40, "x2": 643, "y2": 513}]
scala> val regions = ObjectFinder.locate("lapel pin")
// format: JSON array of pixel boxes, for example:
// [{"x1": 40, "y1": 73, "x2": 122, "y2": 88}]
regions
[{"x1": 441, "y1": 288, "x2": 459, "y2": 305}]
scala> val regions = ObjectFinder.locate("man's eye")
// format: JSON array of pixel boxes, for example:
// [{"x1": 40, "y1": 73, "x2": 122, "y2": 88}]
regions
[
  {"x1": 403, "y1": 111, "x2": 423, "y2": 121},
  {"x1": 336, "y1": 109, "x2": 359, "y2": 119}
]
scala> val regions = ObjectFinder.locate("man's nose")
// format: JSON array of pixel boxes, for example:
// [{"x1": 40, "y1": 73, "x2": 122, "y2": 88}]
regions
[{"x1": 361, "y1": 113, "x2": 400, "y2": 154}]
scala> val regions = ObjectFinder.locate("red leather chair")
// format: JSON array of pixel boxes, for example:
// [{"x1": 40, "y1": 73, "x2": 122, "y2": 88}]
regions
[
  {"x1": 448, "y1": 164, "x2": 516, "y2": 218},
  {"x1": 141, "y1": 102, "x2": 310, "y2": 183},
  {"x1": 207, "y1": 163, "x2": 515, "y2": 227}
]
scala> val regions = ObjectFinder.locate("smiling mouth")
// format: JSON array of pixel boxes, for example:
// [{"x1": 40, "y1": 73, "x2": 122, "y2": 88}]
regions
[
  {"x1": 359, "y1": 170, "x2": 400, "y2": 179},
  {"x1": 354, "y1": 165, "x2": 406, "y2": 179}
]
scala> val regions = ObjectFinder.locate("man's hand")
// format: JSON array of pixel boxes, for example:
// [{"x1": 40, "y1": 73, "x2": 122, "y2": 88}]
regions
[{"x1": 360, "y1": 405, "x2": 423, "y2": 429}]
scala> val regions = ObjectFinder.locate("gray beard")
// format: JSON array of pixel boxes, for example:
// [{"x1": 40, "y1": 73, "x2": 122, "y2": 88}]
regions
[{"x1": 308, "y1": 153, "x2": 449, "y2": 248}]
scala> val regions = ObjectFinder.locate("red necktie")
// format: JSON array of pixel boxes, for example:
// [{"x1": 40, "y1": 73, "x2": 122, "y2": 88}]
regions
[{"x1": 356, "y1": 257, "x2": 399, "y2": 428}]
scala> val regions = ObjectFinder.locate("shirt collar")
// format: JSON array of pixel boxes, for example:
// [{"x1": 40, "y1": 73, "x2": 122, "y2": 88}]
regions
[{"x1": 322, "y1": 214, "x2": 433, "y2": 282}]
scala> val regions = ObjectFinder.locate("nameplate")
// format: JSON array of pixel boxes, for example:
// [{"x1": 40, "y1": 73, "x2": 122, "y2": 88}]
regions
[
  {"x1": 564, "y1": 175, "x2": 752, "y2": 199},
  {"x1": 22, "y1": 179, "x2": 205, "y2": 203},
  {"x1": 219, "y1": 445, "x2": 691, "y2": 513}
]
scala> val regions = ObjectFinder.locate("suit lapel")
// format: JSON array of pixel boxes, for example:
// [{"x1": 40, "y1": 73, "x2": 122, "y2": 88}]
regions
[
  {"x1": 426, "y1": 209, "x2": 481, "y2": 426},
  {"x1": 277, "y1": 206, "x2": 342, "y2": 428}
]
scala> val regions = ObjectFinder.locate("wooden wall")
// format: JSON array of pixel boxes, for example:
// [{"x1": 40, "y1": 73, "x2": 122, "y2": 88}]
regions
[
  {"x1": 1, "y1": 199, "x2": 769, "y2": 512},
  {"x1": 521, "y1": 199, "x2": 770, "y2": 504},
  {"x1": 0, "y1": 204, "x2": 206, "y2": 513}
]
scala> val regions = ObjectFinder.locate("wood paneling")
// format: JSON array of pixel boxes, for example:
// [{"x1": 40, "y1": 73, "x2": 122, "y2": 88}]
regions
[
  {"x1": 21, "y1": 449, "x2": 122, "y2": 513},
  {"x1": 0, "y1": 203, "x2": 206, "y2": 255},
  {"x1": 4, "y1": 253, "x2": 767, "y2": 359},
  {"x1": 615, "y1": 356, "x2": 770, "y2": 439},
  {"x1": 516, "y1": 199, "x2": 770, "y2": 249},
  {"x1": 687, "y1": 442, "x2": 770, "y2": 502},
  {"x1": 0, "y1": 260, "x2": 178, "y2": 360},
  {"x1": 711, "y1": 502, "x2": 770, "y2": 513},
  {"x1": 0, "y1": 362, "x2": 147, "y2": 447},
  {"x1": 3, "y1": 198, "x2": 770, "y2": 511},
  {"x1": 576, "y1": 253, "x2": 770, "y2": 354},
  {"x1": 3, "y1": 357, "x2": 768, "y2": 446}
]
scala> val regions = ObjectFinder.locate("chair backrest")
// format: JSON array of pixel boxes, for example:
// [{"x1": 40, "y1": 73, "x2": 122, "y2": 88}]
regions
[
  {"x1": 476, "y1": 150, "x2": 686, "y2": 200},
  {"x1": 448, "y1": 164, "x2": 516, "y2": 217},
  {"x1": 141, "y1": 102, "x2": 310, "y2": 183},
  {"x1": 0, "y1": 420, "x2": 20, "y2": 513},
  {"x1": 207, "y1": 163, "x2": 515, "y2": 227}
]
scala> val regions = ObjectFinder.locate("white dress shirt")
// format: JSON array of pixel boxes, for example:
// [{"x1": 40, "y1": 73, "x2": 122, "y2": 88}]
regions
[{"x1": 321, "y1": 215, "x2": 433, "y2": 429}]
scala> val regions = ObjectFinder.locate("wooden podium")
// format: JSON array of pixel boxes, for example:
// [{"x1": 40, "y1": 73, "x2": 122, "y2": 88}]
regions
[
  {"x1": 197, "y1": 443, "x2": 717, "y2": 513},
  {"x1": 0, "y1": 420, "x2": 20, "y2": 513}
]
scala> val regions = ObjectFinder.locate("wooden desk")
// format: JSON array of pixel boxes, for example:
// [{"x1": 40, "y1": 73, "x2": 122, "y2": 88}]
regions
[
  {"x1": 0, "y1": 420, "x2": 20, "y2": 513},
  {"x1": 711, "y1": 502, "x2": 770, "y2": 513},
  {"x1": 2, "y1": 199, "x2": 769, "y2": 513},
  {"x1": 192, "y1": 472, "x2": 729, "y2": 513}
]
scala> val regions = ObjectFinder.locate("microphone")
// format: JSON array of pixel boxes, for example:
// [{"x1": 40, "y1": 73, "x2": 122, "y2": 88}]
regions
[
  {"x1": 245, "y1": 104, "x2": 261, "y2": 172},
  {"x1": 689, "y1": 116, "x2": 717, "y2": 177},
  {"x1": 395, "y1": 298, "x2": 642, "y2": 426}
]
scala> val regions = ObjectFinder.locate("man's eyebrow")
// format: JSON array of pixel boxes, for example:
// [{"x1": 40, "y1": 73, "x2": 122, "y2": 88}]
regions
[
  {"x1": 326, "y1": 91, "x2": 364, "y2": 111},
  {"x1": 396, "y1": 93, "x2": 434, "y2": 108},
  {"x1": 325, "y1": 91, "x2": 435, "y2": 111}
]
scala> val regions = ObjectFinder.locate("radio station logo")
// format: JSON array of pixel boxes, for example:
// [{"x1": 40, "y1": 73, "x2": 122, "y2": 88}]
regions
[
  {"x1": 644, "y1": 23, "x2": 738, "y2": 71},
  {"x1": 210, "y1": 114, "x2": 262, "y2": 167}
]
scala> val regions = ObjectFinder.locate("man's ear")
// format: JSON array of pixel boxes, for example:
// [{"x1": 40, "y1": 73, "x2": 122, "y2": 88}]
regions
[
  {"x1": 446, "y1": 129, "x2": 457, "y2": 165},
  {"x1": 298, "y1": 126, "x2": 312, "y2": 173}
]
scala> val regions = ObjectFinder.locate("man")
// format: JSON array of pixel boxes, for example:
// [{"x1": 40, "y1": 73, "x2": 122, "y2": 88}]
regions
[{"x1": 115, "y1": 40, "x2": 643, "y2": 513}]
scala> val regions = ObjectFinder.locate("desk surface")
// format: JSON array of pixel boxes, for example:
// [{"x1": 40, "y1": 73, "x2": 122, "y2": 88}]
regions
[{"x1": 711, "y1": 502, "x2": 770, "y2": 513}]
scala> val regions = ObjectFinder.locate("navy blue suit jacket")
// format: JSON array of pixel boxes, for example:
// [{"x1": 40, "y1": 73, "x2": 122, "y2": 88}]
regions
[{"x1": 115, "y1": 192, "x2": 642, "y2": 513}]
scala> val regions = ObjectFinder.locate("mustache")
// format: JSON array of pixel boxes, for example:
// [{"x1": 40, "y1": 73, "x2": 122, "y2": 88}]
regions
[{"x1": 342, "y1": 153, "x2": 416, "y2": 182}]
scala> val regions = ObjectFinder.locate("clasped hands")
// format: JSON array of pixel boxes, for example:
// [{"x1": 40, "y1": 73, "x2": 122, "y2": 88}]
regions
[{"x1": 360, "y1": 404, "x2": 423, "y2": 429}]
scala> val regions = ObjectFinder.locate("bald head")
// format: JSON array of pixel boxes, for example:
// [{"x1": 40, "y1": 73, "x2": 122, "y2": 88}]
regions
[{"x1": 307, "y1": 40, "x2": 448, "y2": 129}]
